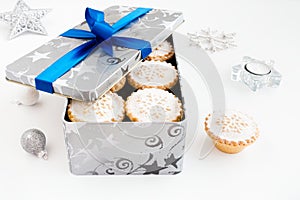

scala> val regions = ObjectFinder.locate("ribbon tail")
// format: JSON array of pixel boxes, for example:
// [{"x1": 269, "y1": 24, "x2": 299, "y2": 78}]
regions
[
  {"x1": 35, "y1": 39, "x2": 98, "y2": 93},
  {"x1": 112, "y1": 8, "x2": 152, "y2": 31},
  {"x1": 60, "y1": 29, "x2": 96, "y2": 39},
  {"x1": 98, "y1": 38, "x2": 114, "y2": 57},
  {"x1": 112, "y1": 37, "x2": 152, "y2": 59},
  {"x1": 85, "y1": 8, "x2": 106, "y2": 30}
]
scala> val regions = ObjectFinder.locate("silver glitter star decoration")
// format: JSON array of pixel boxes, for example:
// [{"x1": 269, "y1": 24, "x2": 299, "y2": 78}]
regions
[
  {"x1": 187, "y1": 28, "x2": 237, "y2": 53},
  {"x1": 0, "y1": 0, "x2": 51, "y2": 39}
]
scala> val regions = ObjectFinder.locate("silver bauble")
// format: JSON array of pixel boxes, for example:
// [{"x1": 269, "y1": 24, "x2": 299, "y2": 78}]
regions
[{"x1": 20, "y1": 129, "x2": 48, "y2": 160}]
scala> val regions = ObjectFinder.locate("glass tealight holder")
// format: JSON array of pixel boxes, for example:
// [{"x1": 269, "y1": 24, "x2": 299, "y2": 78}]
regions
[{"x1": 231, "y1": 56, "x2": 282, "y2": 91}]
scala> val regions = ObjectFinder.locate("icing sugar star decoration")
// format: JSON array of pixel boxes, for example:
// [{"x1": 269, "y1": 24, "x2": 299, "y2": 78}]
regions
[
  {"x1": 187, "y1": 28, "x2": 237, "y2": 53},
  {"x1": 0, "y1": 0, "x2": 51, "y2": 39}
]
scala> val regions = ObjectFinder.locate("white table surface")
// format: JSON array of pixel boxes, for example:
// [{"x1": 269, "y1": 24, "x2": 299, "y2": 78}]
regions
[{"x1": 0, "y1": 0, "x2": 299, "y2": 199}]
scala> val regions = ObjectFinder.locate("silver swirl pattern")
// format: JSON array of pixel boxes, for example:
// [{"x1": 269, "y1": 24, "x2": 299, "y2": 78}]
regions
[
  {"x1": 106, "y1": 57, "x2": 124, "y2": 65},
  {"x1": 145, "y1": 136, "x2": 163, "y2": 149},
  {"x1": 105, "y1": 168, "x2": 115, "y2": 175},
  {"x1": 115, "y1": 158, "x2": 134, "y2": 171},
  {"x1": 168, "y1": 125, "x2": 183, "y2": 137}
]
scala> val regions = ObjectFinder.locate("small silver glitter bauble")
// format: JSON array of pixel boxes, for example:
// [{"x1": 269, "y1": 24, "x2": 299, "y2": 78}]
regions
[{"x1": 20, "y1": 129, "x2": 48, "y2": 160}]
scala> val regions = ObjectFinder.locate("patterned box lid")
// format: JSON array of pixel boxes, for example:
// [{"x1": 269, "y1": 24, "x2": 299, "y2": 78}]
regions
[{"x1": 5, "y1": 5, "x2": 184, "y2": 101}]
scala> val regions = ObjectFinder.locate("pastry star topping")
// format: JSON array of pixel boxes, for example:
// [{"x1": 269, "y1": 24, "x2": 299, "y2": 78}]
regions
[{"x1": 0, "y1": 0, "x2": 51, "y2": 39}]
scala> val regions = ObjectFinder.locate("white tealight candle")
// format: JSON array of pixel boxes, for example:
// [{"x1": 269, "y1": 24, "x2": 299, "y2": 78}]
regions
[
  {"x1": 232, "y1": 56, "x2": 281, "y2": 91},
  {"x1": 245, "y1": 62, "x2": 271, "y2": 75}
]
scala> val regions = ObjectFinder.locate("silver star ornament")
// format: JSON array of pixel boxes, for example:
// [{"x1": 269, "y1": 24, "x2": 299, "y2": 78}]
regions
[{"x1": 0, "y1": 0, "x2": 51, "y2": 39}]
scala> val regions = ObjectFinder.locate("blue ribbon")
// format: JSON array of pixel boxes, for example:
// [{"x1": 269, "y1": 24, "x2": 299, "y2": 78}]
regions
[{"x1": 35, "y1": 7, "x2": 152, "y2": 93}]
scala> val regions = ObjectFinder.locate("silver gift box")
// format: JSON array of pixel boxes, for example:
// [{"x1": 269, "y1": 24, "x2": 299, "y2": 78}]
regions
[
  {"x1": 5, "y1": 5, "x2": 184, "y2": 101},
  {"x1": 63, "y1": 34, "x2": 187, "y2": 175},
  {"x1": 5, "y1": 6, "x2": 187, "y2": 175},
  {"x1": 63, "y1": 119, "x2": 187, "y2": 175}
]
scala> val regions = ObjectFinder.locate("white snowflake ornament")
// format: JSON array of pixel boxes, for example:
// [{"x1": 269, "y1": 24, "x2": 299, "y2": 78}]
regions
[
  {"x1": 188, "y1": 28, "x2": 237, "y2": 53},
  {"x1": 0, "y1": 0, "x2": 51, "y2": 39}
]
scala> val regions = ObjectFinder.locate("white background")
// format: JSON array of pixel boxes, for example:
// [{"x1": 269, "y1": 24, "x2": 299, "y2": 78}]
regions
[{"x1": 1, "y1": 0, "x2": 300, "y2": 199}]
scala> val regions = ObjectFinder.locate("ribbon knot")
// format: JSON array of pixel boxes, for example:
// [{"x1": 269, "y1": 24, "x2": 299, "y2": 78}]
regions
[
  {"x1": 86, "y1": 8, "x2": 114, "y2": 40},
  {"x1": 92, "y1": 21, "x2": 113, "y2": 40},
  {"x1": 35, "y1": 7, "x2": 153, "y2": 94}
]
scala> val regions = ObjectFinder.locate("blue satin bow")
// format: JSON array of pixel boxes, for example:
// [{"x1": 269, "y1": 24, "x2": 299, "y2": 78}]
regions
[{"x1": 35, "y1": 7, "x2": 152, "y2": 94}]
